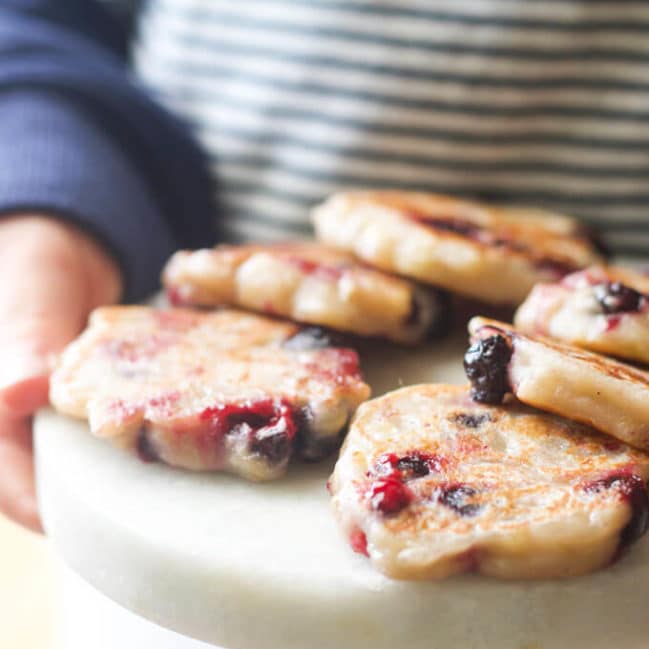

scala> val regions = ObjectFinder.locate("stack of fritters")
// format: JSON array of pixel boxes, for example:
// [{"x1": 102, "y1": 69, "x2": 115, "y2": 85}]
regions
[{"x1": 50, "y1": 190, "x2": 649, "y2": 582}]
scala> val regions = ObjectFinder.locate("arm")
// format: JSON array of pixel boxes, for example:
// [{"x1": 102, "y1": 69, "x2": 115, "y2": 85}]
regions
[
  {"x1": 0, "y1": 1, "x2": 216, "y2": 530},
  {"x1": 0, "y1": 0, "x2": 216, "y2": 300}
]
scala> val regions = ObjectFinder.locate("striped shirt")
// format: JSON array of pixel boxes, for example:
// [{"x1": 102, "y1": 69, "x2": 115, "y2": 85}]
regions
[{"x1": 131, "y1": 0, "x2": 649, "y2": 255}]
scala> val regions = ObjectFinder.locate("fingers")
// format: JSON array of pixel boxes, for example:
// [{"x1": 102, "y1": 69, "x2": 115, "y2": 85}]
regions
[
  {"x1": 0, "y1": 217, "x2": 121, "y2": 414},
  {"x1": 0, "y1": 375, "x2": 50, "y2": 421},
  {"x1": 0, "y1": 221, "x2": 89, "y2": 415},
  {"x1": 0, "y1": 415, "x2": 42, "y2": 533},
  {"x1": 0, "y1": 216, "x2": 122, "y2": 531}
]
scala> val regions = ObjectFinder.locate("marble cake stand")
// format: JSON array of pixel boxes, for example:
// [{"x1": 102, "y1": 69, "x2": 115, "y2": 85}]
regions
[{"x1": 35, "y1": 332, "x2": 649, "y2": 649}]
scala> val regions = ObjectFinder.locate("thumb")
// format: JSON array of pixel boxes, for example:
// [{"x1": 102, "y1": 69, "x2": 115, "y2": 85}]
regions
[
  {"x1": 0, "y1": 217, "x2": 121, "y2": 532},
  {"x1": 0, "y1": 217, "x2": 122, "y2": 418},
  {"x1": 0, "y1": 241, "x2": 87, "y2": 417}
]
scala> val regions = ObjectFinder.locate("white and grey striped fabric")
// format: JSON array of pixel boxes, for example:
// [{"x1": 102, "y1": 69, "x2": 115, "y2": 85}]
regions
[{"x1": 133, "y1": 0, "x2": 649, "y2": 255}]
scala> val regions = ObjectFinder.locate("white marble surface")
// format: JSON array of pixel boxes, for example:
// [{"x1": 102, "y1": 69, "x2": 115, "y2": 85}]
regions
[
  {"x1": 35, "y1": 332, "x2": 649, "y2": 649},
  {"x1": 61, "y1": 567, "x2": 217, "y2": 648}
]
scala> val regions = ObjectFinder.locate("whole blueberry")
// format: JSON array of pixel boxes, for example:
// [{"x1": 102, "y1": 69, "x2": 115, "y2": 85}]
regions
[
  {"x1": 464, "y1": 334, "x2": 512, "y2": 404},
  {"x1": 594, "y1": 282, "x2": 643, "y2": 315},
  {"x1": 438, "y1": 484, "x2": 481, "y2": 517}
]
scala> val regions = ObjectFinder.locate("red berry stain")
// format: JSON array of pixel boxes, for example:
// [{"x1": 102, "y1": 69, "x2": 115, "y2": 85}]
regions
[
  {"x1": 368, "y1": 477, "x2": 413, "y2": 515},
  {"x1": 153, "y1": 309, "x2": 201, "y2": 333},
  {"x1": 456, "y1": 548, "x2": 480, "y2": 573},
  {"x1": 605, "y1": 315, "x2": 622, "y2": 332},
  {"x1": 456, "y1": 435, "x2": 489, "y2": 455},
  {"x1": 147, "y1": 391, "x2": 181, "y2": 417},
  {"x1": 199, "y1": 398, "x2": 297, "y2": 463},
  {"x1": 371, "y1": 453, "x2": 400, "y2": 477},
  {"x1": 584, "y1": 471, "x2": 649, "y2": 548},
  {"x1": 285, "y1": 256, "x2": 346, "y2": 281},
  {"x1": 166, "y1": 286, "x2": 187, "y2": 306},
  {"x1": 307, "y1": 348, "x2": 363, "y2": 384},
  {"x1": 107, "y1": 398, "x2": 143, "y2": 419},
  {"x1": 105, "y1": 331, "x2": 180, "y2": 364},
  {"x1": 350, "y1": 529, "x2": 369, "y2": 557},
  {"x1": 262, "y1": 300, "x2": 278, "y2": 315},
  {"x1": 199, "y1": 399, "x2": 294, "y2": 436},
  {"x1": 334, "y1": 348, "x2": 362, "y2": 378}
]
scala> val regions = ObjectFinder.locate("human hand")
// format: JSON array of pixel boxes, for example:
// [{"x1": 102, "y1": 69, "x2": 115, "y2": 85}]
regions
[{"x1": 0, "y1": 216, "x2": 121, "y2": 532}]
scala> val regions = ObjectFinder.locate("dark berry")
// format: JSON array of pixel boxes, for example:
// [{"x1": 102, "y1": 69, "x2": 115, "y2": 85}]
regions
[
  {"x1": 298, "y1": 435, "x2": 340, "y2": 461},
  {"x1": 494, "y1": 238, "x2": 529, "y2": 255},
  {"x1": 438, "y1": 484, "x2": 481, "y2": 517},
  {"x1": 295, "y1": 406, "x2": 343, "y2": 461},
  {"x1": 576, "y1": 224, "x2": 611, "y2": 259},
  {"x1": 426, "y1": 217, "x2": 479, "y2": 237},
  {"x1": 283, "y1": 326, "x2": 344, "y2": 351},
  {"x1": 395, "y1": 454, "x2": 433, "y2": 479},
  {"x1": 136, "y1": 429, "x2": 158, "y2": 463},
  {"x1": 371, "y1": 451, "x2": 446, "y2": 481},
  {"x1": 250, "y1": 404, "x2": 296, "y2": 464},
  {"x1": 621, "y1": 482, "x2": 649, "y2": 547},
  {"x1": 584, "y1": 473, "x2": 649, "y2": 548},
  {"x1": 450, "y1": 412, "x2": 491, "y2": 428},
  {"x1": 250, "y1": 429, "x2": 291, "y2": 464},
  {"x1": 463, "y1": 334, "x2": 512, "y2": 404},
  {"x1": 404, "y1": 293, "x2": 422, "y2": 327},
  {"x1": 406, "y1": 288, "x2": 452, "y2": 340},
  {"x1": 368, "y1": 477, "x2": 413, "y2": 515},
  {"x1": 201, "y1": 399, "x2": 297, "y2": 465},
  {"x1": 594, "y1": 282, "x2": 643, "y2": 315}
]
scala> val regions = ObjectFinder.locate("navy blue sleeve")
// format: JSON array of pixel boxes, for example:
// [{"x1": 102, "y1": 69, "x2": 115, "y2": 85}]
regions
[{"x1": 0, "y1": 1, "x2": 217, "y2": 301}]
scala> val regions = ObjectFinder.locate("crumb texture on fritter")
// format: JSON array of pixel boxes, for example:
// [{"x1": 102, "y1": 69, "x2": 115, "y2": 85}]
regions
[
  {"x1": 162, "y1": 242, "x2": 446, "y2": 344},
  {"x1": 515, "y1": 266, "x2": 649, "y2": 364},
  {"x1": 467, "y1": 317, "x2": 649, "y2": 451},
  {"x1": 50, "y1": 307, "x2": 370, "y2": 480},
  {"x1": 312, "y1": 191, "x2": 603, "y2": 305},
  {"x1": 330, "y1": 384, "x2": 649, "y2": 580}
]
